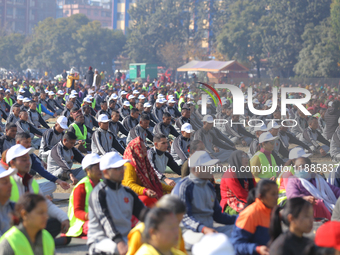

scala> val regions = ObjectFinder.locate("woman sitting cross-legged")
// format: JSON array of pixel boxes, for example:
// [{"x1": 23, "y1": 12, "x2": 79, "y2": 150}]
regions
[{"x1": 122, "y1": 137, "x2": 173, "y2": 207}]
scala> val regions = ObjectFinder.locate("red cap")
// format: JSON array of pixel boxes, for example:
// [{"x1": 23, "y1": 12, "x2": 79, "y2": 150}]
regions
[
  {"x1": 329, "y1": 95, "x2": 333, "y2": 99},
  {"x1": 315, "y1": 221, "x2": 340, "y2": 251}
]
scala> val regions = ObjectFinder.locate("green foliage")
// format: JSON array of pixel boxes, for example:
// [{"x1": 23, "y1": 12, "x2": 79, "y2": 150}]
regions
[
  {"x1": 294, "y1": 18, "x2": 340, "y2": 77},
  {"x1": 0, "y1": 33, "x2": 25, "y2": 70},
  {"x1": 125, "y1": 0, "x2": 191, "y2": 63}
]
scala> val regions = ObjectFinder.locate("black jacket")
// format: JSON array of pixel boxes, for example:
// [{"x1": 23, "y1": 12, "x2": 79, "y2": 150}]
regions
[
  {"x1": 325, "y1": 106, "x2": 340, "y2": 140},
  {"x1": 84, "y1": 70, "x2": 94, "y2": 86}
]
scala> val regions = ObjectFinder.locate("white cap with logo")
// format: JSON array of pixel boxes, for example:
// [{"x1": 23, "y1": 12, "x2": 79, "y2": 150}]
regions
[
  {"x1": 267, "y1": 121, "x2": 281, "y2": 130},
  {"x1": 258, "y1": 132, "x2": 279, "y2": 143},
  {"x1": 128, "y1": 95, "x2": 135, "y2": 100},
  {"x1": 100, "y1": 152, "x2": 130, "y2": 170},
  {"x1": 6, "y1": 144, "x2": 34, "y2": 164},
  {"x1": 48, "y1": 91, "x2": 55, "y2": 96},
  {"x1": 254, "y1": 124, "x2": 268, "y2": 132},
  {"x1": 57, "y1": 90, "x2": 64, "y2": 95},
  {"x1": 123, "y1": 101, "x2": 131, "y2": 107},
  {"x1": 138, "y1": 94, "x2": 145, "y2": 100},
  {"x1": 143, "y1": 102, "x2": 152, "y2": 108},
  {"x1": 189, "y1": 151, "x2": 220, "y2": 167},
  {"x1": 181, "y1": 123, "x2": 194, "y2": 133},
  {"x1": 82, "y1": 153, "x2": 101, "y2": 170},
  {"x1": 98, "y1": 114, "x2": 110, "y2": 123},
  {"x1": 57, "y1": 116, "x2": 68, "y2": 129},
  {"x1": 202, "y1": 115, "x2": 214, "y2": 123},
  {"x1": 111, "y1": 94, "x2": 118, "y2": 100},
  {"x1": 17, "y1": 95, "x2": 24, "y2": 101},
  {"x1": 289, "y1": 147, "x2": 312, "y2": 160}
]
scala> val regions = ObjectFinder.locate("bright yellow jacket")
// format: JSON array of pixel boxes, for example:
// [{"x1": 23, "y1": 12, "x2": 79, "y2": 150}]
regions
[
  {"x1": 122, "y1": 163, "x2": 173, "y2": 195},
  {"x1": 67, "y1": 74, "x2": 79, "y2": 88},
  {"x1": 135, "y1": 243, "x2": 186, "y2": 255},
  {"x1": 127, "y1": 222, "x2": 187, "y2": 255}
]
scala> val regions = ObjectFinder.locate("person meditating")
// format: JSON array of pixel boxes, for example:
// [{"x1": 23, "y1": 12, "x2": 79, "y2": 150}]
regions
[{"x1": 122, "y1": 137, "x2": 173, "y2": 207}]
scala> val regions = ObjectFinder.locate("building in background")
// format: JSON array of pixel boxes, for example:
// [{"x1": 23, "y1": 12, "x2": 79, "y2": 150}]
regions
[
  {"x1": 0, "y1": 0, "x2": 56, "y2": 34},
  {"x1": 58, "y1": 0, "x2": 112, "y2": 28},
  {"x1": 111, "y1": 0, "x2": 136, "y2": 34}
]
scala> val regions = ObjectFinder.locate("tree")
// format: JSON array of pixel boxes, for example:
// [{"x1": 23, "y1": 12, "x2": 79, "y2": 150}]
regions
[
  {"x1": 17, "y1": 14, "x2": 90, "y2": 72},
  {"x1": 159, "y1": 42, "x2": 186, "y2": 71},
  {"x1": 125, "y1": 0, "x2": 191, "y2": 63},
  {"x1": 294, "y1": 18, "x2": 340, "y2": 77},
  {"x1": 331, "y1": 0, "x2": 340, "y2": 43},
  {"x1": 216, "y1": 0, "x2": 267, "y2": 78},
  {"x1": 263, "y1": 0, "x2": 332, "y2": 77},
  {"x1": 0, "y1": 33, "x2": 25, "y2": 70},
  {"x1": 75, "y1": 21, "x2": 126, "y2": 71}
]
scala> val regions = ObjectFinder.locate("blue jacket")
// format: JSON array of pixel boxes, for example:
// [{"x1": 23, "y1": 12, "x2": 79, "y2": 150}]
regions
[
  {"x1": 30, "y1": 154, "x2": 57, "y2": 183},
  {"x1": 230, "y1": 198, "x2": 272, "y2": 255},
  {"x1": 39, "y1": 103, "x2": 54, "y2": 116},
  {"x1": 172, "y1": 174, "x2": 236, "y2": 232}
]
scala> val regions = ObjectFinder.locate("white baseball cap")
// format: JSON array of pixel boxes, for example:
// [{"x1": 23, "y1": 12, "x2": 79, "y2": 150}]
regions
[
  {"x1": 69, "y1": 94, "x2": 77, "y2": 99},
  {"x1": 265, "y1": 100, "x2": 272, "y2": 107},
  {"x1": 71, "y1": 90, "x2": 77, "y2": 94},
  {"x1": 161, "y1": 98, "x2": 167, "y2": 103},
  {"x1": 267, "y1": 121, "x2": 281, "y2": 130},
  {"x1": 181, "y1": 123, "x2": 194, "y2": 133},
  {"x1": 254, "y1": 124, "x2": 268, "y2": 132},
  {"x1": 197, "y1": 100, "x2": 202, "y2": 105},
  {"x1": 83, "y1": 98, "x2": 92, "y2": 104},
  {"x1": 133, "y1": 90, "x2": 139, "y2": 94},
  {"x1": 57, "y1": 116, "x2": 68, "y2": 129},
  {"x1": 138, "y1": 94, "x2": 145, "y2": 100},
  {"x1": 157, "y1": 94, "x2": 164, "y2": 99},
  {"x1": 44, "y1": 89, "x2": 49, "y2": 93},
  {"x1": 48, "y1": 91, "x2": 55, "y2": 96},
  {"x1": 144, "y1": 102, "x2": 152, "y2": 108},
  {"x1": 121, "y1": 91, "x2": 127, "y2": 95},
  {"x1": 253, "y1": 99, "x2": 260, "y2": 104},
  {"x1": 128, "y1": 95, "x2": 135, "y2": 100},
  {"x1": 168, "y1": 95, "x2": 175, "y2": 99},
  {"x1": 100, "y1": 152, "x2": 130, "y2": 170},
  {"x1": 13, "y1": 81, "x2": 17, "y2": 85},
  {"x1": 192, "y1": 233, "x2": 234, "y2": 255},
  {"x1": 258, "y1": 132, "x2": 279, "y2": 143},
  {"x1": 5, "y1": 89, "x2": 10, "y2": 93},
  {"x1": 88, "y1": 89, "x2": 94, "y2": 94},
  {"x1": 111, "y1": 94, "x2": 118, "y2": 100},
  {"x1": 0, "y1": 165, "x2": 17, "y2": 179},
  {"x1": 168, "y1": 99, "x2": 176, "y2": 104},
  {"x1": 82, "y1": 153, "x2": 101, "y2": 170},
  {"x1": 189, "y1": 151, "x2": 220, "y2": 167},
  {"x1": 98, "y1": 114, "x2": 110, "y2": 123},
  {"x1": 57, "y1": 90, "x2": 64, "y2": 95},
  {"x1": 6, "y1": 144, "x2": 34, "y2": 164},
  {"x1": 19, "y1": 88, "x2": 25, "y2": 93},
  {"x1": 289, "y1": 147, "x2": 312, "y2": 160},
  {"x1": 23, "y1": 97, "x2": 31, "y2": 103},
  {"x1": 156, "y1": 99, "x2": 162, "y2": 103},
  {"x1": 202, "y1": 115, "x2": 214, "y2": 123},
  {"x1": 123, "y1": 101, "x2": 131, "y2": 107},
  {"x1": 17, "y1": 95, "x2": 24, "y2": 101}
]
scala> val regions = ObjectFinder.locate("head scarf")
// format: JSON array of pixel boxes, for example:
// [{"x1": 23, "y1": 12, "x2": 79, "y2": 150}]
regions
[
  {"x1": 228, "y1": 150, "x2": 254, "y2": 190},
  {"x1": 123, "y1": 137, "x2": 163, "y2": 199}
]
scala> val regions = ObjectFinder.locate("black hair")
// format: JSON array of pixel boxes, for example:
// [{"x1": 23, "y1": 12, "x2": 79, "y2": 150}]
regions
[
  {"x1": 153, "y1": 133, "x2": 167, "y2": 143},
  {"x1": 245, "y1": 188, "x2": 256, "y2": 207},
  {"x1": 111, "y1": 110, "x2": 119, "y2": 116},
  {"x1": 142, "y1": 207, "x2": 174, "y2": 241},
  {"x1": 308, "y1": 117, "x2": 317, "y2": 125},
  {"x1": 15, "y1": 132, "x2": 31, "y2": 141},
  {"x1": 269, "y1": 197, "x2": 312, "y2": 245},
  {"x1": 15, "y1": 193, "x2": 46, "y2": 222},
  {"x1": 140, "y1": 114, "x2": 150, "y2": 121},
  {"x1": 190, "y1": 140, "x2": 204, "y2": 154},
  {"x1": 12, "y1": 103, "x2": 21, "y2": 108},
  {"x1": 162, "y1": 112, "x2": 171, "y2": 118},
  {"x1": 255, "y1": 179, "x2": 277, "y2": 199},
  {"x1": 100, "y1": 101, "x2": 107, "y2": 105},
  {"x1": 71, "y1": 107, "x2": 79, "y2": 113},
  {"x1": 109, "y1": 100, "x2": 115, "y2": 104},
  {"x1": 6, "y1": 122, "x2": 17, "y2": 130},
  {"x1": 64, "y1": 132, "x2": 77, "y2": 141},
  {"x1": 131, "y1": 108, "x2": 139, "y2": 114}
]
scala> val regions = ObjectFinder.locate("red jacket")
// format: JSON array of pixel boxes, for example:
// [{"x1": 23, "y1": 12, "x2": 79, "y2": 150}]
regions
[{"x1": 220, "y1": 171, "x2": 256, "y2": 213}]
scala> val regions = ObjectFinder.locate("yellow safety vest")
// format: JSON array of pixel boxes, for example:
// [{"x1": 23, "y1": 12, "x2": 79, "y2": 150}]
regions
[
  {"x1": 66, "y1": 176, "x2": 96, "y2": 237},
  {"x1": 4, "y1": 97, "x2": 13, "y2": 107},
  {"x1": 36, "y1": 104, "x2": 42, "y2": 114},
  {"x1": 276, "y1": 166, "x2": 295, "y2": 206},
  {"x1": 0, "y1": 226, "x2": 54, "y2": 255},
  {"x1": 70, "y1": 123, "x2": 88, "y2": 148},
  {"x1": 178, "y1": 97, "x2": 185, "y2": 112},
  {"x1": 10, "y1": 176, "x2": 39, "y2": 202},
  {"x1": 253, "y1": 151, "x2": 277, "y2": 179}
]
